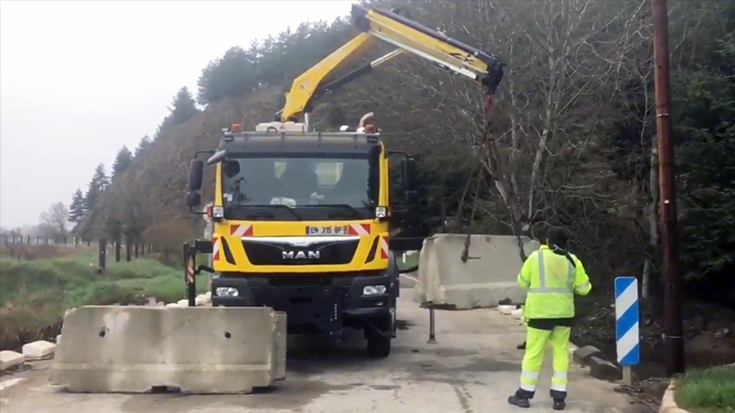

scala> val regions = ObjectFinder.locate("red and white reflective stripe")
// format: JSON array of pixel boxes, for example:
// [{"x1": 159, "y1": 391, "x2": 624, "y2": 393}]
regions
[
  {"x1": 379, "y1": 236, "x2": 390, "y2": 259},
  {"x1": 230, "y1": 224, "x2": 253, "y2": 237},
  {"x1": 186, "y1": 266, "x2": 195, "y2": 283},
  {"x1": 212, "y1": 236, "x2": 221, "y2": 261},
  {"x1": 348, "y1": 223, "x2": 371, "y2": 236}
]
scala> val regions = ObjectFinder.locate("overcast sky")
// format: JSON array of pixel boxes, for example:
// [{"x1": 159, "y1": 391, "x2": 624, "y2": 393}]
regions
[{"x1": 0, "y1": 0, "x2": 352, "y2": 228}]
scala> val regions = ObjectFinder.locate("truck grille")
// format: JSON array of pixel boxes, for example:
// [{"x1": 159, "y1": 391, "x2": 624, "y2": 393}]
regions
[{"x1": 243, "y1": 239, "x2": 359, "y2": 266}]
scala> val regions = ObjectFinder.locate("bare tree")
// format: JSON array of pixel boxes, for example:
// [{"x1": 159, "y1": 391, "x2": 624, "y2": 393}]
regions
[{"x1": 39, "y1": 202, "x2": 70, "y2": 239}]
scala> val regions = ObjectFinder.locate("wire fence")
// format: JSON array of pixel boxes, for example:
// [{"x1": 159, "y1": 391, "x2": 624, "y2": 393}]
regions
[{"x1": 1, "y1": 235, "x2": 94, "y2": 247}]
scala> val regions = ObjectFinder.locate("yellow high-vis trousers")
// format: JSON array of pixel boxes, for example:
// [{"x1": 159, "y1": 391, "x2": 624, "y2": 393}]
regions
[{"x1": 518, "y1": 326, "x2": 570, "y2": 399}]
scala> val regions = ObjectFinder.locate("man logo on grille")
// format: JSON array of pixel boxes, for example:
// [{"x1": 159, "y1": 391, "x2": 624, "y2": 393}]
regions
[{"x1": 282, "y1": 250, "x2": 320, "y2": 259}]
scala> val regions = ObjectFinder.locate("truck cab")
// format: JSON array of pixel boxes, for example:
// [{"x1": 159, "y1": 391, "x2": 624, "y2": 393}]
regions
[{"x1": 185, "y1": 121, "x2": 420, "y2": 358}]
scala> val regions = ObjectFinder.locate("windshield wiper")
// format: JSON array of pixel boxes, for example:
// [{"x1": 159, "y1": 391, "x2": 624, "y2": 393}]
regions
[
  {"x1": 249, "y1": 204, "x2": 304, "y2": 220},
  {"x1": 301, "y1": 204, "x2": 361, "y2": 218},
  {"x1": 244, "y1": 211, "x2": 276, "y2": 220}
]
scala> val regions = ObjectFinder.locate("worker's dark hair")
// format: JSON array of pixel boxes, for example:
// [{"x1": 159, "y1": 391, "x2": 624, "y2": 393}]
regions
[{"x1": 546, "y1": 227, "x2": 569, "y2": 250}]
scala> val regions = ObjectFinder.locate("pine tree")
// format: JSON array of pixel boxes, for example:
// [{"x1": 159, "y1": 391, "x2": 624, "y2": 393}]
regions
[
  {"x1": 68, "y1": 188, "x2": 85, "y2": 223},
  {"x1": 154, "y1": 87, "x2": 200, "y2": 138},
  {"x1": 111, "y1": 146, "x2": 133, "y2": 180},
  {"x1": 135, "y1": 135, "x2": 152, "y2": 157},
  {"x1": 83, "y1": 163, "x2": 110, "y2": 212},
  {"x1": 169, "y1": 86, "x2": 199, "y2": 125}
]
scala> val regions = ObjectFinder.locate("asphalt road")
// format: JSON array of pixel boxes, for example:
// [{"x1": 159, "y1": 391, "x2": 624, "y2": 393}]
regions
[{"x1": 0, "y1": 283, "x2": 643, "y2": 413}]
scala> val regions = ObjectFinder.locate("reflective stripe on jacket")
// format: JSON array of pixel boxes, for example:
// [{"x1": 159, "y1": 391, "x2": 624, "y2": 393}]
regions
[{"x1": 517, "y1": 245, "x2": 592, "y2": 319}]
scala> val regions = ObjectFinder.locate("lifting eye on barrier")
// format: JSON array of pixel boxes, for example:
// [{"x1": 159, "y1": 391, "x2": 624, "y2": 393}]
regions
[{"x1": 224, "y1": 332, "x2": 231, "y2": 339}]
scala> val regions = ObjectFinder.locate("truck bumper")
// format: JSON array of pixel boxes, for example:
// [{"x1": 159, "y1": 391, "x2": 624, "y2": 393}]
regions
[{"x1": 211, "y1": 272, "x2": 395, "y2": 336}]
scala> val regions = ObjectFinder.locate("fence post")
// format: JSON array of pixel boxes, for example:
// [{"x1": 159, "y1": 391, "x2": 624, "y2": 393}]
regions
[{"x1": 98, "y1": 238, "x2": 107, "y2": 272}]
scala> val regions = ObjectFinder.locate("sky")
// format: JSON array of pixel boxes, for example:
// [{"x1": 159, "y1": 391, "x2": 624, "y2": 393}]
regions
[{"x1": 0, "y1": 0, "x2": 353, "y2": 228}]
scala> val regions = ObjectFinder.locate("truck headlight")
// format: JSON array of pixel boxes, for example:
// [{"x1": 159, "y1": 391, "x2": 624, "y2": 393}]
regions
[
  {"x1": 215, "y1": 287, "x2": 239, "y2": 297},
  {"x1": 363, "y1": 285, "x2": 387, "y2": 296}
]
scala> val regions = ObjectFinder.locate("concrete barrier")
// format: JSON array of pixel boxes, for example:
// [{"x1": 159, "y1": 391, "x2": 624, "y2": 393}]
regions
[
  {"x1": 0, "y1": 350, "x2": 25, "y2": 371},
  {"x1": 274, "y1": 312, "x2": 287, "y2": 381},
  {"x1": 22, "y1": 340, "x2": 56, "y2": 360},
  {"x1": 413, "y1": 234, "x2": 539, "y2": 310},
  {"x1": 51, "y1": 305, "x2": 286, "y2": 393}
]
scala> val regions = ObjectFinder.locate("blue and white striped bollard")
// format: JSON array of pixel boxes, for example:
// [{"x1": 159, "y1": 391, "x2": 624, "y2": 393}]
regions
[{"x1": 614, "y1": 276, "x2": 640, "y2": 385}]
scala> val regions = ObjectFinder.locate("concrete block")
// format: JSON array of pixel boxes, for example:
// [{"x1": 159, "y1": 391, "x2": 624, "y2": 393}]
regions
[
  {"x1": 51, "y1": 305, "x2": 280, "y2": 393},
  {"x1": 22, "y1": 340, "x2": 56, "y2": 360},
  {"x1": 274, "y1": 311, "x2": 287, "y2": 381},
  {"x1": 413, "y1": 234, "x2": 536, "y2": 310},
  {"x1": 572, "y1": 345, "x2": 603, "y2": 366},
  {"x1": 498, "y1": 305, "x2": 515, "y2": 315},
  {"x1": 195, "y1": 294, "x2": 211, "y2": 306},
  {"x1": 0, "y1": 350, "x2": 25, "y2": 371},
  {"x1": 511, "y1": 308, "x2": 523, "y2": 319},
  {"x1": 589, "y1": 356, "x2": 622, "y2": 381}
]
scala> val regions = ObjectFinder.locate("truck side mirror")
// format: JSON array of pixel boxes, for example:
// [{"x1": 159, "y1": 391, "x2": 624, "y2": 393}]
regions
[
  {"x1": 188, "y1": 159, "x2": 204, "y2": 192},
  {"x1": 185, "y1": 192, "x2": 201, "y2": 208}
]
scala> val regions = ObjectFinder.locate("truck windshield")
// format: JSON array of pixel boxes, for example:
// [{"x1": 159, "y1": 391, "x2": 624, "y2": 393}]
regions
[{"x1": 221, "y1": 156, "x2": 377, "y2": 221}]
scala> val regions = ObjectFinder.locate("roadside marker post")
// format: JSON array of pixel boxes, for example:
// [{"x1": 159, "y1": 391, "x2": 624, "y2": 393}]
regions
[{"x1": 615, "y1": 276, "x2": 641, "y2": 385}]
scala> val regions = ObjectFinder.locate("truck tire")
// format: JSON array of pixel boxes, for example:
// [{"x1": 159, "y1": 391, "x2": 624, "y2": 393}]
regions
[{"x1": 366, "y1": 317, "x2": 392, "y2": 358}]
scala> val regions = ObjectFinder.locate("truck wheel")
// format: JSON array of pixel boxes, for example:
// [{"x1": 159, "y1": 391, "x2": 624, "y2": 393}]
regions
[{"x1": 366, "y1": 320, "x2": 392, "y2": 358}]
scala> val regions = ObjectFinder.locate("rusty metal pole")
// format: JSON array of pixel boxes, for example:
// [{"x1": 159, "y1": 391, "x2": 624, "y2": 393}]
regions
[{"x1": 651, "y1": 0, "x2": 684, "y2": 376}]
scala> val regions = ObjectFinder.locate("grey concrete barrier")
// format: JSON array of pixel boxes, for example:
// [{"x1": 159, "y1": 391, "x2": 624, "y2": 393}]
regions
[
  {"x1": 51, "y1": 305, "x2": 286, "y2": 394},
  {"x1": 413, "y1": 234, "x2": 539, "y2": 310}
]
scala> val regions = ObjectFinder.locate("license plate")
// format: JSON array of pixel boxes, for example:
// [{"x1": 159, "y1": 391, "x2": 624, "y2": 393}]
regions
[{"x1": 306, "y1": 225, "x2": 349, "y2": 235}]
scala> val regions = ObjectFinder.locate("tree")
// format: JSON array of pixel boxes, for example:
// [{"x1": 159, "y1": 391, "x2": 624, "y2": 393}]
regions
[
  {"x1": 134, "y1": 135, "x2": 152, "y2": 158},
  {"x1": 675, "y1": 3, "x2": 735, "y2": 279},
  {"x1": 39, "y1": 202, "x2": 69, "y2": 238},
  {"x1": 84, "y1": 163, "x2": 109, "y2": 213},
  {"x1": 169, "y1": 87, "x2": 199, "y2": 125},
  {"x1": 111, "y1": 146, "x2": 133, "y2": 180},
  {"x1": 155, "y1": 87, "x2": 200, "y2": 138},
  {"x1": 68, "y1": 188, "x2": 85, "y2": 224},
  {"x1": 197, "y1": 46, "x2": 259, "y2": 105}
]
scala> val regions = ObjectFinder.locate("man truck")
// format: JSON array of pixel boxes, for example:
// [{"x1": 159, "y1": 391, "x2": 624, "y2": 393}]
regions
[{"x1": 183, "y1": 4, "x2": 504, "y2": 358}]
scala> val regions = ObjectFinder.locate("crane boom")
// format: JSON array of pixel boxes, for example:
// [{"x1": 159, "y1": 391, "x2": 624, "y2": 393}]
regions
[{"x1": 276, "y1": 5, "x2": 504, "y2": 124}]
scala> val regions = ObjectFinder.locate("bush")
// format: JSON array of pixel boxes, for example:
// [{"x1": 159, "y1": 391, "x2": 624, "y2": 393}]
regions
[
  {"x1": 0, "y1": 254, "x2": 208, "y2": 350},
  {"x1": 675, "y1": 365, "x2": 735, "y2": 413}
]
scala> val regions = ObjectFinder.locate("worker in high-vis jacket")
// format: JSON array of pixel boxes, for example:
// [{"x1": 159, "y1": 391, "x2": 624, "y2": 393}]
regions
[{"x1": 507, "y1": 227, "x2": 592, "y2": 411}]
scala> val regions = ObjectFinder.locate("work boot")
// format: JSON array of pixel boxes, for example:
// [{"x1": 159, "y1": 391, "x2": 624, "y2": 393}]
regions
[
  {"x1": 517, "y1": 341, "x2": 526, "y2": 350},
  {"x1": 507, "y1": 394, "x2": 531, "y2": 408},
  {"x1": 553, "y1": 399, "x2": 566, "y2": 410}
]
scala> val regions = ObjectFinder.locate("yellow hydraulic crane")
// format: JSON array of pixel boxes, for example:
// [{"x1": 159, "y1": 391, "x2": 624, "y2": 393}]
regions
[{"x1": 275, "y1": 5, "x2": 505, "y2": 128}]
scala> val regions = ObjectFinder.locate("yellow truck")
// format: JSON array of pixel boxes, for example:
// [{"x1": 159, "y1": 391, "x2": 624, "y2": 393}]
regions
[{"x1": 183, "y1": 5, "x2": 504, "y2": 358}]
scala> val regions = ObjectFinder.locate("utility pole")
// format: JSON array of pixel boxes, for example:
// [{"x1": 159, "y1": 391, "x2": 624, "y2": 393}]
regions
[{"x1": 651, "y1": 0, "x2": 684, "y2": 375}]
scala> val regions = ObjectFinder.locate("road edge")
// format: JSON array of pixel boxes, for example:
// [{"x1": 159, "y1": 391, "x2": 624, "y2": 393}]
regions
[{"x1": 658, "y1": 381, "x2": 686, "y2": 413}]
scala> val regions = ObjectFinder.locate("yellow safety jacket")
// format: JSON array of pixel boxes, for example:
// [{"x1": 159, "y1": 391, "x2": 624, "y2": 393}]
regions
[{"x1": 518, "y1": 245, "x2": 592, "y2": 320}]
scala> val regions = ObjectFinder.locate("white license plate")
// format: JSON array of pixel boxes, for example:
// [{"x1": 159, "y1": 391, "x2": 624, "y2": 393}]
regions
[{"x1": 306, "y1": 225, "x2": 349, "y2": 235}]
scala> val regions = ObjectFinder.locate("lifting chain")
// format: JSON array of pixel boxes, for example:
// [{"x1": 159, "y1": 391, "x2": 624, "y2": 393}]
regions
[
  {"x1": 477, "y1": 84, "x2": 528, "y2": 264},
  {"x1": 460, "y1": 168, "x2": 482, "y2": 263}
]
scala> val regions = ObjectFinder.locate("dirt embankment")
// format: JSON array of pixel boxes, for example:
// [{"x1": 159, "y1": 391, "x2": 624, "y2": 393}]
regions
[{"x1": 573, "y1": 295, "x2": 735, "y2": 407}]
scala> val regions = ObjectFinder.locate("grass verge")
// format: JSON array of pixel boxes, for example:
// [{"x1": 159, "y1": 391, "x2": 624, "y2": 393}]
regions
[
  {"x1": 0, "y1": 253, "x2": 208, "y2": 351},
  {"x1": 675, "y1": 365, "x2": 735, "y2": 413}
]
